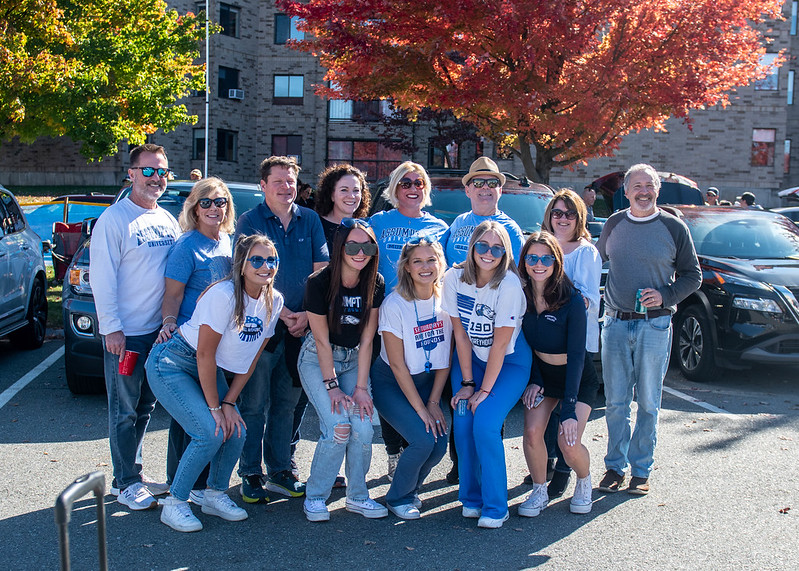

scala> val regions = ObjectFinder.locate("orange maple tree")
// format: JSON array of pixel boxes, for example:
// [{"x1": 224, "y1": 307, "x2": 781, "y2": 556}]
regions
[{"x1": 280, "y1": 0, "x2": 783, "y2": 183}]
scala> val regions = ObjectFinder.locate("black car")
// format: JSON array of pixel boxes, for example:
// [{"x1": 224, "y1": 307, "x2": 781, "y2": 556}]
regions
[
  {"x1": 62, "y1": 181, "x2": 263, "y2": 394},
  {"x1": 666, "y1": 205, "x2": 799, "y2": 381}
]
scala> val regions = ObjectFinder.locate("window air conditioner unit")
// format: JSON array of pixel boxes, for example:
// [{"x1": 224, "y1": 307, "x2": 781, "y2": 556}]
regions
[{"x1": 228, "y1": 89, "x2": 244, "y2": 100}]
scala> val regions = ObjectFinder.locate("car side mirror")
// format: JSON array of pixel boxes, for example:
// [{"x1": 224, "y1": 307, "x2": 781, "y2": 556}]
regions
[{"x1": 42, "y1": 240, "x2": 52, "y2": 253}]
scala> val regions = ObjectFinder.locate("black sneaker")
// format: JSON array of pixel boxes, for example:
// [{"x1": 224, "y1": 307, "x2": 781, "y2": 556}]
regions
[
  {"x1": 597, "y1": 470, "x2": 626, "y2": 493},
  {"x1": 446, "y1": 466, "x2": 459, "y2": 484},
  {"x1": 266, "y1": 470, "x2": 306, "y2": 498},
  {"x1": 546, "y1": 458, "x2": 557, "y2": 482},
  {"x1": 548, "y1": 470, "x2": 571, "y2": 498},
  {"x1": 240, "y1": 475, "x2": 270, "y2": 504}
]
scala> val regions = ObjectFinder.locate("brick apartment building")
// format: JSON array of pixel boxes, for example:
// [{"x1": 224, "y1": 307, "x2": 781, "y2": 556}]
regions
[{"x1": 2, "y1": 1, "x2": 798, "y2": 208}]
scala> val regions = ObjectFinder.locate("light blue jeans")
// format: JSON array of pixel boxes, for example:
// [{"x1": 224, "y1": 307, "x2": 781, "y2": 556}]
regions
[
  {"x1": 451, "y1": 335, "x2": 532, "y2": 520},
  {"x1": 371, "y1": 357, "x2": 448, "y2": 508},
  {"x1": 102, "y1": 330, "x2": 158, "y2": 491},
  {"x1": 601, "y1": 314, "x2": 672, "y2": 478},
  {"x1": 299, "y1": 334, "x2": 373, "y2": 502},
  {"x1": 237, "y1": 335, "x2": 302, "y2": 477},
  {"x1": 145, "y1": 333, "x2": 246, "y2": 501}
]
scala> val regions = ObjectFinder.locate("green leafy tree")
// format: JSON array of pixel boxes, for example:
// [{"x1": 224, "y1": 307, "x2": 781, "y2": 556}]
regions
[{"x1": 0, "y1": 0, "x2": 209, "y2": 158}]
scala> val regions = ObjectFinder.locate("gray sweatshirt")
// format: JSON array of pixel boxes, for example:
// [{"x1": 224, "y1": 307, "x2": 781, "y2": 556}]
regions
[{"x1": 596, "y1": 209, "x2": 701, "y2": 314}]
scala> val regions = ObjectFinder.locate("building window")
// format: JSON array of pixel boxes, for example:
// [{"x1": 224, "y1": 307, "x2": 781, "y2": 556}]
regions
[
  {"x1": 272, "y1": 135, "x2": 303, "y2": 164},
  {"x1": 219, "y1": 3, "x2": 239, "y2": 38},
  {"x1": 785, "y1": 139, "x2": 792, "y2": 174},
  {"x1": 329, "y1": 97, "x2": 388, "y2": 121},
  {"x1": 329, "y1": 99, "x2": 354, "y2": 121},
  {"x1": 192, "y1": 129, "x2": 205, "y2": 160},
  {"x1": 327, "y1": 140, "x2": 402, "y2": 180},
  {"x1": 789, "y1": 70, "x2": 795, "y2": 105},
  {"x1": 218, "y1": 66, "x2": 240, "y2": 98},
  {"x1": 755, "y1": 54, "x2": 779, "y2": 91},
  {"x1": 751, "y1": 129, "x2": 776, "y2": 167},
  {"x1": 429, "y1": 140, "x2": 460, "y2": 169},
  {"x1": 217, "y1": 129, "x2": 238, "y2": 162},
  {"x1": 792, "y1": 1, "x2": 798, "y2": 36},
  {"x1": 275, "y1": 14, "x2": 304, "y2": 44},
  {"x1": 274, "y1": 75, "x2": 303, "y2": 104}
]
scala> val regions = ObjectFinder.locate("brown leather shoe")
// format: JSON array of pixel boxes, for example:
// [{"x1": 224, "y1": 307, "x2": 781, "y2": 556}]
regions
[
  {"x1": 627, "y1": 476, "x2": 650, "y2": 495},
  {"x1": 597, "y1": 470, "x2": 626, "y2": 493}
]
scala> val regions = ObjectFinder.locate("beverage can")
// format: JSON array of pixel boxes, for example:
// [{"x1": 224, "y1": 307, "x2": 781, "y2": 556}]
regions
[
  {"x1": 635, "y1": 289, "x2": 647, "y2": 314},
  {"x1": 456, "y1": 399, "x2": 468, "y2": 416}
]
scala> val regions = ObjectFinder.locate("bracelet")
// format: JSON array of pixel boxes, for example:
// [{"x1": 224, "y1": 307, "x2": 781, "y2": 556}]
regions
[
  {"x1": 208, "y1": 405, "x2": 222, "y2": 411},
  {"x1": 162, "y1": 315, "x2": 177, "y2": 325},
  {"x1": 428, "y1": 400, "x2": 439, "y2": 405},
  {"x1": 221, "y1": 400, "x2": 236, "y2": 407},
  {"x1": 325, "y1": 378, "x2": 339, "y2": 390},
  {"x1": 479, "y1": 388, "x2": 493, "y2": 396},
  {"x1": 354, "y1": 385, "x2": 369, "y2": 392},
  {"x1": 461, "y1": 379, "x2": 476, "y2": 387}
]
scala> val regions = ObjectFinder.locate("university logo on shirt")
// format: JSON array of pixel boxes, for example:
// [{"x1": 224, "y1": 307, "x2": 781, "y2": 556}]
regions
[{"x1": 136, "y1": 225, "x2": 177, "y2": 248}]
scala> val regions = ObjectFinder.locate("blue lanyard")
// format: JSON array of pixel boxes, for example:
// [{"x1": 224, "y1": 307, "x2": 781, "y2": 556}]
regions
[{"x1": 413, "y1": 298, "x2": 432, "y2": 373}]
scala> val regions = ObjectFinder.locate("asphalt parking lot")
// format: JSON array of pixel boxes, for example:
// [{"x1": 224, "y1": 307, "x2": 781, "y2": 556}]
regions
[{"x1": 1, "y1": 338, "x2": 797, "y2": 570}]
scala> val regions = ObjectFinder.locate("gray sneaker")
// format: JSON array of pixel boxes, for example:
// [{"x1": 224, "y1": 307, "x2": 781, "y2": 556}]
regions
[{"x1": 117, "y1": 482, "x2": 156, "y2": 511}]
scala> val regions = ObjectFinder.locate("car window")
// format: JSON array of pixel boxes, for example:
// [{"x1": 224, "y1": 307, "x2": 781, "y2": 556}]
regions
[
  {"x1": 0, "y1": 191, "x2": 25, "y2": 234},
  {"x1": 683, "y1": 211, "x2": 799, "y2": 259}
]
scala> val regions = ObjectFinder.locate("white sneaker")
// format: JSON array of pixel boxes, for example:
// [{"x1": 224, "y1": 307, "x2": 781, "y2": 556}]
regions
[
  {"x1": 345, "y1": 498, "x2": 388, "y2": 519},
  {"x1": 110, "y1": 475, "x2": 169, "y2": 497},
  {"x1": 387, "y1": 453, "x2": 401, "y2": 482},
  {"x1": 159, "y1": 496, "x2": 202, "y2": 532},
  {"x1": 518, "y1": 483, "x2": 549, "y2": 518},
  {"x1": 462, "y1": 506, "x2": 481, "y2": 518},
  {"x1": 570, "y1": 475, "x2": 593, "y2": 514},
  {"x1": 201, "y1": 490, "x2": 248, "y2": 521},
  {"x1": 117, "y1": 482, "x2": 156, "y2": 510},
  {"x1": 189, "y1": 489, "x2": 205, "y2": 506},
  {"x1": 388, "y1": 503, "x2": 421, "y2": 519},
  {"x1": 477, "y1": 512, "x2": 509, "y2": 529},
  {"x1": 304, "y1": 498, "x2": 330, "y2": 522}
]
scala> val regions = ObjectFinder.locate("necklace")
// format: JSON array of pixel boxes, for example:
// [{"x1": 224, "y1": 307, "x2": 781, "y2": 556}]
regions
[{"x1": 412, "y1": 297, "x2": 433, "y2": 373}]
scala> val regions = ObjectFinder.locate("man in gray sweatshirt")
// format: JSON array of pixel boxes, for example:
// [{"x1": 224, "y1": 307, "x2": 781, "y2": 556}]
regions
[{"x1": 595, "y1": 164, "x2": 701, "y2": 495}]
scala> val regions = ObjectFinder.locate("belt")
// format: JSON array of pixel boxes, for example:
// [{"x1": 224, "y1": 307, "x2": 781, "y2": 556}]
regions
[{"x1": 606, "y1": 308, "x2": 671, "y2": 321}]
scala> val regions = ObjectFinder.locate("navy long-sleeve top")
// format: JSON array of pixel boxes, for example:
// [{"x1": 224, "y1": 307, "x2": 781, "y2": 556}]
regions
[{"x1": 522, "y1": 290, "x2": 586, "y2": 422}]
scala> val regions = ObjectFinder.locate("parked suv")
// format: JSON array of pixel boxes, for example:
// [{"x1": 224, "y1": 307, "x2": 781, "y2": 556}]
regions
[
  {"x1": 62, "y1": 181, "x2": 263, "y2": 394},
  {"x1": 0, "y1": 184, "x2": 48, "y2": 349},
  {"x1": 667, "y1": 205, "x2": 799, "y2": 381}
]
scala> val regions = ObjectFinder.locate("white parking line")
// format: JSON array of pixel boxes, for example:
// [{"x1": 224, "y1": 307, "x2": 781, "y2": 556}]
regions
[
  {"x1": 0, "y1": 345, "x2": 64, "y2": 409},
  {"x1": 663, "y1": 385, "x2": 733, "y2": 416}
]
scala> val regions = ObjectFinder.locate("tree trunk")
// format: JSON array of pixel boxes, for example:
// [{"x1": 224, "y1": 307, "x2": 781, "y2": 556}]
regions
[{"x1": 516, "y1": 138, "x2": 553, "y2": 185}]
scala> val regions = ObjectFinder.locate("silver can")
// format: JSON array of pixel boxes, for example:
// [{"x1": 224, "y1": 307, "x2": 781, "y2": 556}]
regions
[{"x1": 456, "y1": 399, "x2": 468, "y2": 416}]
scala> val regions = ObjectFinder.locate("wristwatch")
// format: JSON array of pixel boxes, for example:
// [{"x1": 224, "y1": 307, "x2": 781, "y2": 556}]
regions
[{"x1": 324, "y1": 378, "x2": 339, "y2": 390}]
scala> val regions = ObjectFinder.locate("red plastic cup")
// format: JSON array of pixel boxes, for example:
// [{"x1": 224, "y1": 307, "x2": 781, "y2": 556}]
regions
[{"x1": 118, "y1": 350, "x2": 140, "y2": 376}]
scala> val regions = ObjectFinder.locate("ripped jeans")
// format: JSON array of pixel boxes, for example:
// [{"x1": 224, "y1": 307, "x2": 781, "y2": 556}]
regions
[{"x1": 298, "y1": 334, "x2": 374, "y2": 502}]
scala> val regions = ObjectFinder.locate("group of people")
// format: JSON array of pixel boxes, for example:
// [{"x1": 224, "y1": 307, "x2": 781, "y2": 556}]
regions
[{"x1": 91, "y1": 145, "x2": 700, "y2": 533}]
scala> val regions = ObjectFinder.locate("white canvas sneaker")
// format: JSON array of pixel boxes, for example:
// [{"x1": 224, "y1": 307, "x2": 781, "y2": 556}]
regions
[
  {"x1": 303, "y1": 498, "x2": 330, "y2": 522},
  {"x1": 570, "y1": 475, "x2": 593, "y2": 514},
  {"x1": 201, "y1": 490, "x2": 248, "y2": 521},
  {"x1": 518, "y1": 483, "x2": 549, "y2": 518},
  {"x1": 345, "y1": 498, "x2": 388, "y2": 519}
]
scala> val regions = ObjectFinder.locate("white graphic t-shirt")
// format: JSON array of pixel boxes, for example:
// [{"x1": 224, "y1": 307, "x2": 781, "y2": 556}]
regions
[
  {"x1": 180, "y1": 280, "x2": 283, "y2": 374},
  {"x1": 441, "y1": 267, "x2": 526, "y2": 362}
]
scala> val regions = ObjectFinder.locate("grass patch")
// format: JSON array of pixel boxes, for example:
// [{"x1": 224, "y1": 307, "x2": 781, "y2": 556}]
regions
[{"x1": 46, "y1": 265, "x2": 63, "y2": 330}]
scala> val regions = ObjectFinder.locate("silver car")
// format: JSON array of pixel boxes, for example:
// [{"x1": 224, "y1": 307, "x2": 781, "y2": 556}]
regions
[{"x1": 0, "y1": 184, "x2": 48, "y2": 349}]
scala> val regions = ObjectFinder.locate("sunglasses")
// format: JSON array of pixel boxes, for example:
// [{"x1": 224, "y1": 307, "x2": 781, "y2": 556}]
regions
[
  {"x1": 474, "y1": 241, "x2": 506, "y2": 258},
  {"x1": 524, "y1": 254, "x2": 555, "y2": 267},
  {"x1": 551, "y1": 208, "x2": 578, "y2": 220},
  {"x1": 340, "y1": 217, "x2": 371, "y2": 229},
  {"x1": 247, "y1": 255, "x2": 280, "y2": 269},
  {"x1": 398, "y1": 178, "x2": 425, "y2": 190},
  {"x1": 344, "y1": 242, "x2": 378, "y2": 256},
  {"x1": 470, "y1": 178, "x2": 501, "y2": 189},
  {"x1": 406, "y1": 234, "x2": 438, "y2": 246},
  {"x1": 131, "y1": 167, "x2": 173, "y2": 178},
  {"x1": 198, "y1": 197, "x2": 228, "y2": 209}
]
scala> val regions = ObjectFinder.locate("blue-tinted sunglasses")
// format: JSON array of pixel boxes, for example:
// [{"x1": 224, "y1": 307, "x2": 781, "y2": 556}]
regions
[
  {"x1": 247, "y1": 255, "x2": 280, "y2": 269},
  {"x1": 474, "y1": 241, "x2": 506, "y2": 258},
  {"x1": 341, "y1": 217, "x2": 371, "y2": 229},
  {"x1": 407, "y1": 234, "x2": 438, "y2": 246},
  {"x1": 524, "y1": 254, "x2": 555, "y2": 267},
  {"x1": 131, "y1": 166, "x2": 173, "y2": 178}
]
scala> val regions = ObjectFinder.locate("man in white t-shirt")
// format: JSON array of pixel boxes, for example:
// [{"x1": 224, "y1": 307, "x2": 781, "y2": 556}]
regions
[{"x1": 90, "y1": 144, "x2": 181, "y2": 511}]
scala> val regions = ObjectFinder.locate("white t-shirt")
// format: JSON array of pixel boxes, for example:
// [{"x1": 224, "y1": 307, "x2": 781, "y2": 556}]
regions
[
  {"x1": 378, "y1": 291, "x2": 453, "y2": 375},
  {"x1": 441, "y1": 267, "x2": 526, "y2": 362},
  {"x1": 180, "y1": 281, "x2": 284, "y2": 374}
]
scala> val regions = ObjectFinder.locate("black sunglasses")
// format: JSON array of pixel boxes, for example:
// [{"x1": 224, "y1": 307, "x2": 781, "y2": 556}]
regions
[
  {"x1": 525, "y1": 254, "x2": 555, "y2": 267},
  {"x1": 247, "y1": 255, "x2": 280, "y2": 269},
  {"x1": 344, "y1": 242, "x2": 378, "y2": 256},
  {"x1": 131, "y1": 166, "x2": 172, "y2": 178},
  {"x1": 398, "y1": 178, "x2": 425, "y2": 190},
  {"x1": 551, "y1": 208, "x2": 578, "y2": 220},
  {"x1": 470, "y1": 178, "x2": 501, "y2": 189},
  {"x1": 474, "y1": 241, "x2": 506, "y2": 258},
  {"x1": 198, "y1": 197, "x2": 228, "y2": 209}
]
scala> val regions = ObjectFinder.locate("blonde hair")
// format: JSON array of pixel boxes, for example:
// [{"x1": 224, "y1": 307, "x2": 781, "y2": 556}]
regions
[
  {"x1": 541, "y1": 189, "x2": 590, "y2": 242},
  {"x1": 179, "y1": 177, "x2": 236, "y2": 234},
  {"x1": 458, "y1": 220, "x2": 518, "y2": 288},
  {"x1": 383, "y1": 161, "x2": 432, "y2": 208},
  {"x1": 395, "y1": 238, "x2": 446, "y2": 301}
]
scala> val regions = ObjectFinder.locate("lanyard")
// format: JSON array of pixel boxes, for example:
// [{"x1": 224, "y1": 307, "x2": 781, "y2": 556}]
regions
[{"x1": 413, "y1": 298, "x2": 433, "y2": 373}]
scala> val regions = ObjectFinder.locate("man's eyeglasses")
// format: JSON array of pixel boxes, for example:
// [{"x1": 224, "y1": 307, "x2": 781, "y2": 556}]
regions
[
  {"x1": 474, "y1": 241, "x2": 506, "y2": 258},
  {"x1": 247, "y1": 256, "x2": 280, "y2": 269},
  {"x1": 469, "y1": 178, "x2": 501, "y2": 189},
  {"x1": 344, "y1": 242, "x2": 378, "y2": 256},
  {"x1": 398, "y1": 178, "x2": 425, "y2": 190},
  {"x1": 198, "y1": 197, "x2": 228, "y2": 209},
  {"x1": 524, "y1": 254, "x2": 555, "y2": 267},
  {"x1": 131, "y1": 167, "x2": 173, "y2": 178},
  {"x1": 551, "y1": 208, "x2": 578, "y2": 220}
]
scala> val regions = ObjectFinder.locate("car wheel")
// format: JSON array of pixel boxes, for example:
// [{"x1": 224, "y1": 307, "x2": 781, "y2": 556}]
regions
[
  {"x1": 675, "y1": 305, "x2": 719, "y2": 382},
  {"x1": 64, "y1": 348, "x2": 106, "y2": 395},
  {"x1": 10, "y1": 275, "x2": 47, "y2": 350}
]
